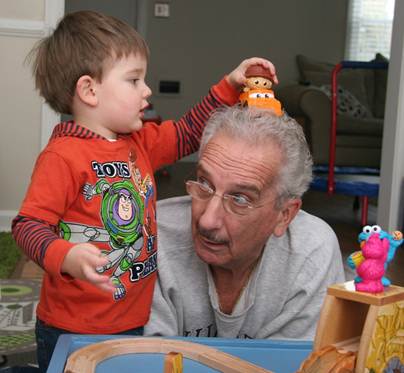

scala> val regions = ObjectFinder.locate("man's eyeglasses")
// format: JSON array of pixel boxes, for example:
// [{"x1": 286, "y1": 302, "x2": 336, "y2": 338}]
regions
[{"x1": 185, "y1": 180, "x2": 264, "y2": 216}]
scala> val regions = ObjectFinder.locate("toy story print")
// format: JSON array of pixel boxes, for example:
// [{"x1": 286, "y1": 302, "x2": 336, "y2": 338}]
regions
[{"x1": 59, "y1": 150, "x2": 156, "y2": 301}]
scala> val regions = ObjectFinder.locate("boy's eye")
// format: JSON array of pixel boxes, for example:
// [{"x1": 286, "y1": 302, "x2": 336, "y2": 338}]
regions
[{"x1": 130, "y1": 79, "x2": 139, "y2": 85}]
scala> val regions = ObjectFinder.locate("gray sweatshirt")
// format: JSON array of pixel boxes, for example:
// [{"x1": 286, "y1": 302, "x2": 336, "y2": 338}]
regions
[{"x1": 144, "y1": 196, "x2": 345, "y2": 340}]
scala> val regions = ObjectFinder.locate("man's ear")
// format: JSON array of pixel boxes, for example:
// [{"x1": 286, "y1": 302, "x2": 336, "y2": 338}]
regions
[
  {"x1": 273, "y1": 198, "x2": 302, "y2": 237},
  {"x1": 76, "y1": 75, "x2": 98, "y2": 107}
]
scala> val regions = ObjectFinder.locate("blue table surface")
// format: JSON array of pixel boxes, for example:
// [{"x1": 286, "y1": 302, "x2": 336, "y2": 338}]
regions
[{"x1": 48, "y1": 334, "x2": 313, "y2": 373}]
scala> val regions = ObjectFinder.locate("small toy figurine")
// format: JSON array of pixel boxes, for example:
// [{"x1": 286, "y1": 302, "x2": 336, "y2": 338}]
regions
[
  {"x1": 355, "y1": 230, "x2": 389, "y2": 293},
  {"x1": 239, "y1": 65, "x2": 283, "y2": 115},
  {"x1": 347, "y1": 225, "x2": 403, "y2": 287}
]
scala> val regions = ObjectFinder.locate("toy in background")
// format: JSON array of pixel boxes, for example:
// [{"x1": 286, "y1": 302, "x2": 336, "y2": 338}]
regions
[
  {"x1": 239, "y1": 65, "x2": 283, "y2": 115},
  {"x1": 347, "y1": 225, "x2": 403, "y2": 293},
  {"x1": 298, "y1": 225, "x2": 404, "y2": 372},
  {"x1": 355, "y1": 230, "x2": 389, "y2": 293},
  {"x1": 299, "y1": 281, "x2": 404, "y2": 373}
]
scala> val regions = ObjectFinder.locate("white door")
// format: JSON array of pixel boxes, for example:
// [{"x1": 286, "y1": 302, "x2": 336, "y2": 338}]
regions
[{"x1": 65, "y1": 0, "x2": 138, "y2": 29}]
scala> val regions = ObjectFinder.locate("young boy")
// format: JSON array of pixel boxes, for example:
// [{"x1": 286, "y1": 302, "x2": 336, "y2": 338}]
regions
[{"x1": 12, "y1": 10, "x2": 277, "y2": 372}]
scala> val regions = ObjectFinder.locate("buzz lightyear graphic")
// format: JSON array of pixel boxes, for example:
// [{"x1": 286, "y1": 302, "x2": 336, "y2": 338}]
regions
[{"x1": 60, "y1": 165, "x2": 155, "y2": 301}]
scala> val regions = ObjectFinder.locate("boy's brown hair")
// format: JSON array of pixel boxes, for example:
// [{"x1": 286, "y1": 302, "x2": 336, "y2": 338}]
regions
[{"x1": 29, "y1": 10, "x2": 149, "y2": 114}]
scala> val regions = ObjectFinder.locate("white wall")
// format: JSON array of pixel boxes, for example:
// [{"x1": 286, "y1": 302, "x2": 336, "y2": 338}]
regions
[
  {"x1": 0, "y1": 0, "x2": 63, "y2": 231},
  {"x1": 377, "y1": 0, "x2": 404, "y2": 231}
]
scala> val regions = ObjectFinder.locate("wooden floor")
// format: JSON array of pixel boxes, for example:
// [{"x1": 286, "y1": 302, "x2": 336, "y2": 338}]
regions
[{"x1": 14, "y1": 162, "x2": 404, "y2": 287}]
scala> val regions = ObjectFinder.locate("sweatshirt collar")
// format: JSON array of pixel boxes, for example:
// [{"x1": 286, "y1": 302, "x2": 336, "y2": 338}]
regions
[{"x1": 51, "y1": 121, "x2": 106, "y2": 140}]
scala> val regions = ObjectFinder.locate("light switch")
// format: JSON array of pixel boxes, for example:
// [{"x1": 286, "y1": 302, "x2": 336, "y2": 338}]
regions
[{"x1": 154, "y1": 3, "x2": 170, "y2": 18}]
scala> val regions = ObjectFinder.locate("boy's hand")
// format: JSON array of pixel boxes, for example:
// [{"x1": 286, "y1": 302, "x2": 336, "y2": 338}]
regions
[
  {"x1": 226, "y1": 57, "x2": 278, "y2": 90},
  {"x1": 61, "y1": 243, "x2": 115, "y2": 293}
]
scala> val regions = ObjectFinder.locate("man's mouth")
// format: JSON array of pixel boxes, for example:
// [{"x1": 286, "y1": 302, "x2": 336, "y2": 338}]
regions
[{"x1": 198, "y1": 231, "x2": 228, "y2": 248}]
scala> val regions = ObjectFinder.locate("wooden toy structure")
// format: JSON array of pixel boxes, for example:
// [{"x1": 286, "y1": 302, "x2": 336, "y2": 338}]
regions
[
  {"x1": 64, "y1": 337, "x2": 271, "y2": 373},
  {"x1": 63, "y1": 282, "x2": 403, "y2": 372},
  {"x1": 298, "y1": 281, "x2": 404, "y2": 372}
]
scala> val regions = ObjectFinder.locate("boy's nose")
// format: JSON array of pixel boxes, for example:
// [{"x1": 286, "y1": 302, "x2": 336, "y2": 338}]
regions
[{"x1": 144, "y1": 83, "x2": 152, "y2": 98}]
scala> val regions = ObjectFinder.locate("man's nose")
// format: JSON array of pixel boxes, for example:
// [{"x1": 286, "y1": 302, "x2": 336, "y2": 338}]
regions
[{"x1": 198, "y1": 195, "x2": 225, "y2": 230}]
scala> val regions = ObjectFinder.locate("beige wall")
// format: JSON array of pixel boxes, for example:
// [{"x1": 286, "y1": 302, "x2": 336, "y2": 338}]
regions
[
  {"x1": 2, "y1": 0, "x2": 404, "y2": 234},
  {"x1": 1, "y1": 0, "x2": 44, "y2": 20},
  {"x1": 0, "y1": 1, "x2": 45, "y2": 230},
  {"x1": 145, "y1": 0, "x2": 348, "y2": 120},
  {"x1": 0, "y1": 0, "x2": 350, "y2": 230},
  {"x1": 0, "y1": 36, "x2": 42, "y2": 202}
]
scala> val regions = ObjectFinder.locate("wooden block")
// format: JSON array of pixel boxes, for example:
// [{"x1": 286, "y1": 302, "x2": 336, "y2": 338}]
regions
[
  {"x1": 355, "y1": 305, "x2": 379, "y2": 373},
  {"x1": 314, "y1": 282, "x2": 404, "y2": 373},
  {"x1": 332, "y1": 336, "x2": 360, "y2": 352},
  {"x1": 357, "y1": 301, "x2": 404, "y2": 373},
  {"x1": 197, "y1": 349, "x2": 270, "y2": 373},
  {"x1": 160, "y1": 339, "x2": 207, "y2": 361},
  {"x1": 327, "y1": 281, "x2": 404, "y2": 306},
  {"x1": 297, "y1": 345, "x2": 356, "y2": 373},
  {"x1": 164, "y1": 352, "x2": 183, "y2": 373},
  {"x1": 297, "y1": 346, "x2": 339, "y2": 372},
  {"x1": 314, "y1": 294, "x2": 368, "y2": 350},
  {"x1": 330, "y1": 350, "x2": 356, "y2": 372}
]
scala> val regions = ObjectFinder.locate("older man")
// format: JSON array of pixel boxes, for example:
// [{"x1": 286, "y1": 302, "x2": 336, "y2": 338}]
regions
[{"x1": 144, "y1": 106, "x2": 345, "y2": 340}]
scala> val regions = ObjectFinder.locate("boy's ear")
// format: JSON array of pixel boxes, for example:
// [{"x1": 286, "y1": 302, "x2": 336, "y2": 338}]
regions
[{"x1": 76, "y1": 75, "x2": 98, "y2": 107}]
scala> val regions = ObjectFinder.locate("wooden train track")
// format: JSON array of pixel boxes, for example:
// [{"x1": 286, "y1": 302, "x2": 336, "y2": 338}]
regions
[{"x1": 64, "y1": 337, "x2": 272, "y2": 373}]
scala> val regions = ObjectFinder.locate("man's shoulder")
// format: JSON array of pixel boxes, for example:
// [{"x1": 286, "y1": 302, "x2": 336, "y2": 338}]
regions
[
  {"x1": 288, "y1": 210, "x2": 338, "y2": 249},
  {"x1": 266, "y1": 210, "x2": 343, "y2": 279},
  {"x1": 286, "y1": 210, "x2": 344, "y2": 282},
  {"x1": 293, "y1": 209, "x2": 334, "y2": 232},
  {"x1": 157, "y1": 195, "x2": 191, "y2": 222},
  {"x1": 156, "y1": 195, "x2": 194, "y2": 250}
]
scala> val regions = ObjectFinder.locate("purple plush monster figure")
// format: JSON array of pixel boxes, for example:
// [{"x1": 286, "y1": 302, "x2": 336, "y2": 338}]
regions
[{"x1": 355, "y1": 233, "x2": 390, "y2": 294}]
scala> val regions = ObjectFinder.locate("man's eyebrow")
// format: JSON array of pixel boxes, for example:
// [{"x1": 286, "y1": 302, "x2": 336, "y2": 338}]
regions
[
  {"x1": 196, "y1": 164, "x2": 261, "y2": 195},
  {"x1": 232, "y1": 183, "x2": 261, "y2": 195}
]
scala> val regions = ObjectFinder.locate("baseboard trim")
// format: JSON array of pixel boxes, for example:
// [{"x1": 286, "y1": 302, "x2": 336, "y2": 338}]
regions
[
  {"x1": 0, "y1": 18, "x2": 46, "y2": 38},
  {"x1": 0, "y1": 210, "x2": 17, "y2": 232}
]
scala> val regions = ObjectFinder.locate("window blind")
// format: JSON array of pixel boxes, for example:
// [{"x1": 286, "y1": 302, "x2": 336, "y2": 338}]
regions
[{"x1": 345, "y1": 0, "x2": 395, "y2": 61}]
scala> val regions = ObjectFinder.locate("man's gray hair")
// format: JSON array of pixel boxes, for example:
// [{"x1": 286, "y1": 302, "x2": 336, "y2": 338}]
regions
[{"x1": 199, "y1": 105, "x2": 313, "y2": 202}]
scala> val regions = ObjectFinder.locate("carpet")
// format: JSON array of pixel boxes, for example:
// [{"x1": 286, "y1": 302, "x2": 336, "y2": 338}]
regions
[{"x1": 0, "y1": 280, "x2": 40, "y2": 356}]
